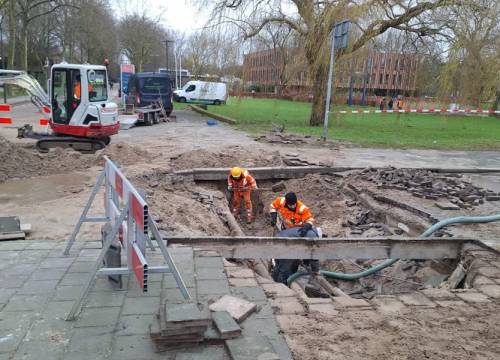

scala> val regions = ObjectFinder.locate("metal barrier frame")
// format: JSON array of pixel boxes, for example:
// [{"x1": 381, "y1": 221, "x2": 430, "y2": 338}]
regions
[{"x1": 64, "y1": 156, "x2": 190, "y2": 320}]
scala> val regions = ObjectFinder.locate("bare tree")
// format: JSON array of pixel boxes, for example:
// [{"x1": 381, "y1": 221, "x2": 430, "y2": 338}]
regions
[{"x1": 204, "y1": 0, "x2": 460, "y2": 126}]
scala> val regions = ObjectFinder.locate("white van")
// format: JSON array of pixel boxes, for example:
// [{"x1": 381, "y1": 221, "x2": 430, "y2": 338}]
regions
[{"x1": 173, "y1": 81, "x2": 227, "y2": 105}]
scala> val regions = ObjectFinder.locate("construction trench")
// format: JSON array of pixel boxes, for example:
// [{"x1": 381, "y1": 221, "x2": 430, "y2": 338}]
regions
[{"x1": 2, "y1": 129, "x2": 500, "y2": 359}]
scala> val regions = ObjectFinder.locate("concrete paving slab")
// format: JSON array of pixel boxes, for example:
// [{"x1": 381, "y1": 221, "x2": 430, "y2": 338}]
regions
[
  {"x1": 75, "y1": 307, "x2": 121, "y2": 328},
  {"x1": 435, "y1": 300, "x2": 468, "y2": 308},
  {"x1": 0, "y1": 288, "x2": 17, "y2": 304},
  {"x1": 308, "y1": 303, "x2": 339, "y2": 316},
  {"x1": 13, "y1": 339, "x2": 66, "y2": 360},
  {"x1": 372, "y1": 296, "x2": 407, "y2": 314},
  {"x1": 196, "y1": 279, "x2": 229, "y2": 296},
  {"x1": 116, "y1": 314, "x2": 155, "y2": 336},
  {"x1": 454, "y1": 290, "x2": 491, "y2": 303},
  {"x1": 41, "y1": 301, "x2": 74, "y2": 320},
  {"x1": 29, "y1": 268, "x2": 67, "y2": 281},
  {"x1": 53, "y1": 286, "x2": 84, "y2": 301},
  {"x1": 1, "y1": 263, "x2": 38, "y2": 277},
  {"x1": 231, "y1": 287, "x2": 268, "y2": 305},
  {"x1": 84, "y1": 291, "x2": 125, "y2": 308},
  {"x1": 226, "y1": 268, "x2": 255, "y2": 279},
  {"x1": 225, "y1": 336, "x2": 276, "y2": 360},
  {"x1": 398, "y1": 293, "x2": 436, "y2": 307},
  {"x1": 65, "y1": 327, "x2": 113, "y2": 360},
  {"x1": 0, "y1": 276, "x2": 30, "y2": 289},
  {"x1": 209, "y1": 295, "x2": 257, "y2": 323},
  {"x1": 270, "y1": 297, "x2": 304, "y2": 315},
  {"x1": 212, "y1": 311, "x2": 241, "y2": 339},
  {"x1": 111, "y1": 335, "x2": 163, "y2": 360},
  {"x1": 60, "y1": 272, "x2": 91, "y2": 286},
  {"x1": 175, "y1": 345, "x2": 227, "y2": 360},
  {"x1": 196, "y1": 267, "x2": 227, "y2": 280},
  {"x1": 477, "y1": 284, "x2": 500, "y2": 298},
  {"x1": 229, "y1": 278, "x2": 259, "y2": 287},
  {"x1": 67, "y1": 261, "x2": 94, "y2": 273},
  {"x1": 17, "y1": 279, "x2": 59, "y2": 295},
  {"x1": 420, "y1": 288, "x2": 457, "y2": 300},
  {"x1": 2, "y1": 294, "x2": 49, "y2": 312},
  {"x1": 121, "y1": 297, "x2": 160, "y2": 315},
  {"x1": 261, "y1": 283, "x2": 296, "y2": 298},
  {"x1": 333, "y1": 296, "x2": 372, "y2": 309},
  {"x1": 194, "y1": 256, "x2": 224, "y2": 269},
  {"x1": 39, "y1": 257, "x2": 75, "y2": 269}
]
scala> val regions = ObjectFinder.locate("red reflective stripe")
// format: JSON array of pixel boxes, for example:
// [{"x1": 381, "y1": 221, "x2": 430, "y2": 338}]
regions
[
  {"x1": 0, "y1": 104, "x2": 12, "y2": 112},
  {"x1": 130, "y1": 243, "x2": 147, "y2": 291},
  {"x1": 0, "y1": 117, "x2": 12, "y2": 124},
  {"x1": 440, "y1": 108, "x2": 447, "y2": 113},
  {"x1": 417, "y1": 108, "x2": 423, "y2": 113},
  {"x1": 429, "y1": 108, "x2": 435, "y2": 112},
  {"x1": 42, "y1": 106, "x2": 51, "y2": 114},
  {"x1": 39, "y1": 119, "x2": 49, "y2": 126},
  {"x1": 477, "y1": 108, "x2": 483, "y2": 113},
  {"x1": 130, "y1": 193, "x2": 145, "y2": 231},
  {"x1": 118, "y1": 225, "x2": 124, "y2": 244},
  {"x1": 115, "y1": 174, "x2": 123, "y2": 198}
]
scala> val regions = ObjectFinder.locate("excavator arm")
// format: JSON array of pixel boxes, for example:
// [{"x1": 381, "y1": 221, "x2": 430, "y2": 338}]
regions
[{"x1": 0, "y1": 70, "x2": 50, "y2": 111}]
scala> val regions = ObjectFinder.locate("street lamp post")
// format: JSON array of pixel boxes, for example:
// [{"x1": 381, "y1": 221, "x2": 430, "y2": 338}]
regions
[{"x1": 322, "y1": 20, "x2": 351, "y2": 141}]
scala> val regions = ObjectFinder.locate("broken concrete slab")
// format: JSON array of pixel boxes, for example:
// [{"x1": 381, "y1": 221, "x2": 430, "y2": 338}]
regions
[
  {"x1": 261, "y1": 283, "x2": 296, "y2": 298},
  {"x1": 333, "y1": 296, "x2": 372, "y2": 309},
  {"x1": 435, "y1": 201, "x2": 460, "y2": 210},
  {"x1": 477, "y1": 285, "x2": 500, "y2": 299},
  {"x1": 209, "y1": 295, "x2": 257, "y2": 323},
  {"x1": 270, "y1": 297, "x2": 304, "y2": 315},
  {"x1": 225, "y1": 336, "x2": 276, "y2": 360},
  {"x1": 454, "y1": 290, "x2": 491, "y2": 303},
  {"x1": 398, "y1": 293, "x2": 436, "y2": 307},
  {"x1": 435, "y1": 300, "x2": 468, "y2": 308},
  {"x1": 229, "y1": 277, "x2": 259, "y2": 287},
  {"x1": 226, "y1": 268, "x2": 256, "y2": 279},
  {"x1": 371, "y1": 296, "x2": 406, "y2": 314},
  {"x1": 419, "y1": 288, "x2": 457, "y2": 300},
  {"x1": 307, "y1": 303, "x2": 339, "y2": 316},
  {"x1": 212, "y1": 311, "x2": 241, "y2": 339}
]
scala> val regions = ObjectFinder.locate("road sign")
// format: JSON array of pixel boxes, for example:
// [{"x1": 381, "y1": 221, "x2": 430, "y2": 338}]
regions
[{"x1": 322, "y1": 20, "x2": 351, "y2": 141}]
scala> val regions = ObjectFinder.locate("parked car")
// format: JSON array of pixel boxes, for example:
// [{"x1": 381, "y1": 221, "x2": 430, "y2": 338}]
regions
[
  {"x1": 173, "y1": 81, "x2": 227, "y2": 105},
  {"x1": 126, "y1": 72, "x2": 173, "y2": 115}
]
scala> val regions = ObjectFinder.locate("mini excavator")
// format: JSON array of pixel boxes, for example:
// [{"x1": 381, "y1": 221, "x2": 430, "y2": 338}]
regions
[{"x1": 0, "y1": 63, "x2": 119, "y2": 152}]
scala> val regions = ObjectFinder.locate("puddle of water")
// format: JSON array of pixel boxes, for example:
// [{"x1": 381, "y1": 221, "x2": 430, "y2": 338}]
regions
[{"x1": 0, "y1": 173, "x2": 90, "y2": 204}]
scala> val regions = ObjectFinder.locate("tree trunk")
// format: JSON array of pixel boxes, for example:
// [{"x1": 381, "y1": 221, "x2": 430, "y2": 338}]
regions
[
  {"x1": 492, "y1": 89, "x2": 500, "y2": 118},
  {"x1": 309, "y1": 59, "x2": 329, "y2": 126},
  {"x1": 7, "y1": 0, "x2": 16, "y2": 69},
  {"x1": 21, "y1": 25, "x2": 28, "y2": 71}
]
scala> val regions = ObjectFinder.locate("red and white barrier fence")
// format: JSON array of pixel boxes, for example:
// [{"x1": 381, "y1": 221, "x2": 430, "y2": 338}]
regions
[
  {"x1": 0, "y1": 104, "x2": 12, "y2": 124},
  {"x1": 64, "y1": 156, "x2": 190, "y2": 320},
  {"x1": 337, "y1": 108, "x2": 500, "y2": 114}
]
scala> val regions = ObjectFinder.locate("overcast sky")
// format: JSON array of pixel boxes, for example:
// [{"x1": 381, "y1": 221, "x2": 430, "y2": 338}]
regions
[{"x1": 111, "y1": 0, "x2": 209, "y2": 33}]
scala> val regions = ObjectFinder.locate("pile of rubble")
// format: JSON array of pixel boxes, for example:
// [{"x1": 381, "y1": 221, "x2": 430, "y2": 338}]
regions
[
  {"x1": 358, "y1": 167, "x2": 500, "y2": 208},
  {"x1": 342, "y1": 207, "x2": 391, "y2": 236}
]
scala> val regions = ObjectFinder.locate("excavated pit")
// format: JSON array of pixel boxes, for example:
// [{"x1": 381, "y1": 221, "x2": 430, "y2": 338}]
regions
[{"x1": 133, "y1": 169, "x2": 463, "y2": 298}]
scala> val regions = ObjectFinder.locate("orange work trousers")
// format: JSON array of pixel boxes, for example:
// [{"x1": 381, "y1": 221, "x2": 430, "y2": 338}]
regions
[{"x1": 232, "y1": 190, "x2": 252, "y2": 217}]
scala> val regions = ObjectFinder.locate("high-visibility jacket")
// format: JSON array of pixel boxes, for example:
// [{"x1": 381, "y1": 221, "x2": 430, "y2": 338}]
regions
[
  {"x1": 227, "y1": 169, "x2": 257, "y2": 191},
  {"x1": 270, "y1": 197, "x2": 314, "y2": 228},
  {"x1": 74, "y1": 82, "x2": 81, "y2": 100}
]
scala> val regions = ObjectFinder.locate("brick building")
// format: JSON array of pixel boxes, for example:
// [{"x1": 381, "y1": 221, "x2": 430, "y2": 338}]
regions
[{"x1": 243, "y1": 48, "x2": 421, "y2": 96}]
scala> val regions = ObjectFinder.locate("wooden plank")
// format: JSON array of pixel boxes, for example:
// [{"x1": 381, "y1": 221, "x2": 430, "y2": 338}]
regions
[{"x1": 166, "y1": 236, "x2": 487, "y2": 260}]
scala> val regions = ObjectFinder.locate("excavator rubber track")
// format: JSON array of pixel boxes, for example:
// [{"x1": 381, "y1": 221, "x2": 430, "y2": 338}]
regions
[{"x1": 36, "y1": 137, "x2": 108, "y2": 153}]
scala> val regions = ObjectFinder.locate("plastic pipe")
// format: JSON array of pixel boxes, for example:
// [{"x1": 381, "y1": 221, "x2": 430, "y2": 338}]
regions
[{"x1": 287, "y1": 213, "x2": 500, "y2": 285}]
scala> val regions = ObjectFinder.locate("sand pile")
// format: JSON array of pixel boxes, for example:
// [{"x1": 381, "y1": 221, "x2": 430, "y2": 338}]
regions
[{"x1": 0, "y1": 136, "x2": 153, "y2": 182}]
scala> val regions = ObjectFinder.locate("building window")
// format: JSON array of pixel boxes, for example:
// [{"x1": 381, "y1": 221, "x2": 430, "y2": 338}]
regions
[
  {"x1": 379, "y1": 73, "x2": 383, "y2": 84},
  {"x1": 385, "y1": 74, "x2": 389, "y2": 85}
]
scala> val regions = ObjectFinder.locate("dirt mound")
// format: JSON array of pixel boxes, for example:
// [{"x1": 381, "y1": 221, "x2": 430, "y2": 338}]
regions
[
  {"x1": 170, "y1": 147, "x2": 282, "y2": 170},
  {"x1": 0, "y1": 136, "x2": 152, "y2": 182}
]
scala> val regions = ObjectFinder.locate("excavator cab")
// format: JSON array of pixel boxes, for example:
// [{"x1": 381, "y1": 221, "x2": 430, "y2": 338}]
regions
[
  {"x1": 48, "y1": 64, "x2": 119, "y2": 143},
  {"x1": 0, "y1": 63, "x2": 119, "y2": 152}
]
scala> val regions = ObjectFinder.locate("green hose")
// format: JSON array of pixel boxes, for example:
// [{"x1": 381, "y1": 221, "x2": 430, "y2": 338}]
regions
[{"x1": 287, "y1": 212, "x2": 500, "y2": 285}]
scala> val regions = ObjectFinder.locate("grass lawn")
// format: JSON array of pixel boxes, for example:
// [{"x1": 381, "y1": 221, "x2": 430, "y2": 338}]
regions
[
  {"x1": 173, "y1": 101, "x2": 190, "y2": 110},
  {"x1": 205, "y1": 97, "x2": 500, "y2": 150}
]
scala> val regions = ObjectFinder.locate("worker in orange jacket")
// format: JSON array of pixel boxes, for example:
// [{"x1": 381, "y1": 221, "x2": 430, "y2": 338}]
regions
[
  {"x1": 270, "y1": 192, "x2": 315, "y2": 235},
  {"x1": 228, "y1": 167, "x2": 257, "y2": 223},
  {"x1": 270, "y1": 192, "x2": 319, "y2": 284}
]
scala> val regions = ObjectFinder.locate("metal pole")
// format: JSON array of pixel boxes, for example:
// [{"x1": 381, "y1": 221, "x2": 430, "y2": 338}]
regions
[
  {"x1": 322, "y1": 30, "x2": 336, "y2": 141},
  {"x1": 174, "y1": 49, "x2": 178, "y2": 89},
  {"x1": 165, "y1": 40, "x2": 169, "y2": 71}
]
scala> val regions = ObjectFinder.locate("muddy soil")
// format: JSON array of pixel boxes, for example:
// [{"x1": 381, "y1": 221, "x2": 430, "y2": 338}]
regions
[
  {"x1": 0, "y1": 135, "x2": 154, "y2": 182},
  {"x1": 280, "y1": 302, "x2": 500, "y2": 360}
]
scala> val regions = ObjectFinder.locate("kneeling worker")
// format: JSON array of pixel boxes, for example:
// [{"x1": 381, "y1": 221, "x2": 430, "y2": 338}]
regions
[
  {"x1": 228, "y1": 167, "x2": 257, "y2": 223},
  {"x1": 270, "y1": 192, "x2": 320, "y2": 284}
]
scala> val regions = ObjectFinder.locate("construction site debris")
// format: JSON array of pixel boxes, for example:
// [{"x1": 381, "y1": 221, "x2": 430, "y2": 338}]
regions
[
  {"x1": 0, "y1": 216, "x2": 28, "y2": 240},
  {"x1": 209, "y1": 295, "x2": 257, "y2": 323},
  {"x1": 357, "y1": 167, "x2": 499, "y2": 207}
]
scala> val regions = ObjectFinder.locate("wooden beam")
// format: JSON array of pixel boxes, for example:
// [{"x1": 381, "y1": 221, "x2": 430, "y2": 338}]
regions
[
  {"x1": 174, "y1": 166, "x2": 500, "y2": 181},
  {"x1": 166, "y1": 236, "x2": 491, "y2": 260}
]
